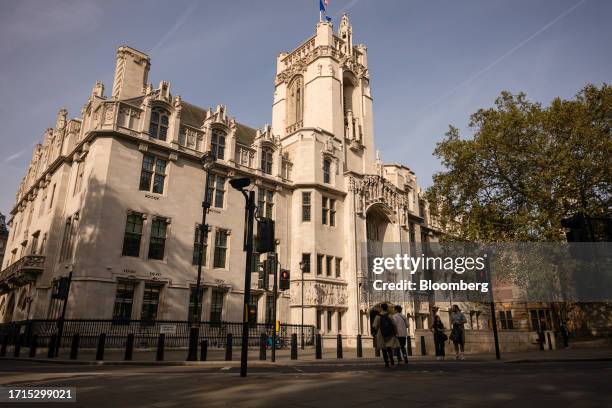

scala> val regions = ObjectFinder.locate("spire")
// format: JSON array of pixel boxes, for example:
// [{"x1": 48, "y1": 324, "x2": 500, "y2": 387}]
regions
[
  {"x1": 55, "y1": 108, "x2": 68, "y2": 129},
  {"x1": 338, "y1": 13, "x2": 353, "y2": 55},
  {"x1": 0, "y1": 212, "x2": 7, "y2": 235}
]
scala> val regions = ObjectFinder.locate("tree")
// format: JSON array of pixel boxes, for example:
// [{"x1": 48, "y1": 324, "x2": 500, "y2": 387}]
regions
[{"x1": 427, "y1": 84, "x2": 612, "y2": 242}]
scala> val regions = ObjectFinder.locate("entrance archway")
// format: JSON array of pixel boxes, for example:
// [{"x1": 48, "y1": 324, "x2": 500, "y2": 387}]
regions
[
  {"x1": 364, "y1": 204, "x2": 398, "y2": 308},
  {"x1": 2, "y1": 292, "x2": 15, "y2": 323},
  {"x1": 365, "y1": 203, "x2": 395, "y2": 254}
]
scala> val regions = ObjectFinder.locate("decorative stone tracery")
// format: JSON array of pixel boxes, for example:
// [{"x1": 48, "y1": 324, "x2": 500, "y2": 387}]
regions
[
  {"x1": 349, "y1": 175, "x2": 409, "y2": 218},
  {"x1": 276, "y1": 42, "x2": 368, "y2": 85},
  {"x1": 290, "y1": 281, "x2": 348, "y2": 308}
]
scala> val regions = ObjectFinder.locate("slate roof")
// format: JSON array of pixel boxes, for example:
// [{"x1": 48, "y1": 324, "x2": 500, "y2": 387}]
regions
[{"x1": 120, "y1": 97, "x2": 258, "y2": 146}]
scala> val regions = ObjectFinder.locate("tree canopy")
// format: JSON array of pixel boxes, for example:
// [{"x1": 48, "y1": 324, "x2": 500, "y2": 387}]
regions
[{"x1": 426, "y1": 84, "x2": 611, "y2": 242}]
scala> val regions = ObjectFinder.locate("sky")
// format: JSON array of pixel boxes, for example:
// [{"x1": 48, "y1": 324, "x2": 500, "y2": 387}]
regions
[{"x1": 1, "y1": 0, "x2": 611, "y2": 216}]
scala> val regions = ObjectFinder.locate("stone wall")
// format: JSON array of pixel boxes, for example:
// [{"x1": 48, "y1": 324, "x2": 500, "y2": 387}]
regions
[{"x1": 413, "y1": 329, "x2": 549, "y2": 355}]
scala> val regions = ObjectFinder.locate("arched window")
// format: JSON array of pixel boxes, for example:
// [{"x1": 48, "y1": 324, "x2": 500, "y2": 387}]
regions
[
  {"x1": 261, "y1": 147, "x2": 273, "y2": 175},
  {"x1": 323, "y1": 158, "x2": 331, "y2": 184},
  {"x1": 149, "y1": 108, "x2": 169, "y2": 141},
  {"x1": 286, "y1": 76, "x2": 304, "y2": 130},
  {"x1": 343, "y1": 78, "x2": 355, "y2": 116},
  {"x1": 211, "y1": 129, "x2": 226, "y2": 160},
  {"x1": 342, "y1": 74, "x2": 360, "y2": 140}
]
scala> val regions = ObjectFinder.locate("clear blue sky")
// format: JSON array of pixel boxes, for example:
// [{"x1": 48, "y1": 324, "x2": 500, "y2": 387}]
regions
[{"x1": 1, "y1": 0, "x2": 610, "y2": 216}]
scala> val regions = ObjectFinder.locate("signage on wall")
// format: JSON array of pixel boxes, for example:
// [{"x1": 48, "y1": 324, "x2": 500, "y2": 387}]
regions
[
  {"x1": 149, "y1": 272, "x2": 162, "y2": 280},
  {"x1": 159, "y1": 324, "x2": 177, "y2": 335}
]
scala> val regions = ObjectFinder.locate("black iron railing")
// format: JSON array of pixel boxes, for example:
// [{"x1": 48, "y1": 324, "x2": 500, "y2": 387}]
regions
[{"x1": 0, "y1": 319, "x2": 315, "y2": 349}]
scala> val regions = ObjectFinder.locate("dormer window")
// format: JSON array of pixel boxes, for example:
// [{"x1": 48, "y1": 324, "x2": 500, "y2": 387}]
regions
[
  {"x1": 211, "y1": 129, "x2": 226, "y2": 160},
  {"x1": 261, "y1": 147, "x2": 273, "y2": 175},
  {"x1": 149, "y1": 108, "x2": 169, "y2": 141}
]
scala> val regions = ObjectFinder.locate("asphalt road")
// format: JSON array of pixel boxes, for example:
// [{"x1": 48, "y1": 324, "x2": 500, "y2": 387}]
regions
[{"x1": 1, "y1": 359, "x2": 611, "y2": 408}]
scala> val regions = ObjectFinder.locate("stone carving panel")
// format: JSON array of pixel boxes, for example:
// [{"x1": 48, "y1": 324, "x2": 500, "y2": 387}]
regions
[
  {"x1": 349, "y1": 175, "x2": 408, "y2": 216},
  {"x1": 290, "y1": 281, "x2": 348, "y2": 307}
]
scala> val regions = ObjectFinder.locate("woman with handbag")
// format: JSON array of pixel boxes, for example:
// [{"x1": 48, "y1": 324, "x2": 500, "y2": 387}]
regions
[
  {"x1": 450, "y1": 305, "x2": 467, "y2": 360},
  {"x1": 432, "y1": 315, "x2": 447, "y2": 360}
]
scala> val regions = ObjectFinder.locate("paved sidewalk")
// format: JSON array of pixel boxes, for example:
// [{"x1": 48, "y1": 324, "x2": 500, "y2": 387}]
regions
[{"x1": 2, "y1": 344, "x2": 610, "y2": 366}]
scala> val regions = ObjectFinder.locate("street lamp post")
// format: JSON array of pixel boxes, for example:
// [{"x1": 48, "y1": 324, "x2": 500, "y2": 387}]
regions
[
  {"x1": 187, "y1": 151, "x2": 215, "y2": 362},
  {"x1": 485, "y1": 253, "x2": 501, "y2": 360},
  {"x1": 299, "y1": 260, "x2": 305, "y2": 349},
  {"x1": 270, "y1": 253, "x2": 278, "y2": 362},
  {"x1": 229, "y1": 177, "x2": 256, "y2": 377}
]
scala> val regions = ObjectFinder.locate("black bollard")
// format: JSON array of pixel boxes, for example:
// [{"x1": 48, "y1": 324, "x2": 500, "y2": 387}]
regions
[
  {"x1": 13, "y1": 334, "x2": 23, "y2": 357},
  {"x1": 357, "y1": 334, "x2": 363, "y2": 358},
  {"x1": 374, "y1": 337, "x2": 380, "y2": 357},
  {"x1": 407, "y1": 336, "x2": 413, "y2": 356},
  {"x1": 124, "y1": 333, "x2": 134, "y2": 361},
  {"x1": 0, "y1": 335, "x2": 8, "y2": 357},
  {"x1": 200, "y1": 339, "x2": 208, "y2": 361},
  {"x1": 156, "y1": 333, "x2": 165, "y2": 361},
  {"x1": 291, "y1": 333, "x2": 298, "y2": 360},
  {"x1": 29, "y1": 334, "x2": 38, "y2": 358},
  {"x1": 336, "y1": 334, "x2": 343, "y2": 359},
  {"x1": 70, "y1": 334, "x2": 80, "y2": 360},
  {"x1": 187, "y1": 327, "x2": 198, "y2": 361},
  {"x1": 420, "y1": 335, "x2": 427, "y2": 356},
  {"x1": 315, "y1": 334, "x2": 322, "y2": 359},
  {"x1": 547, "y1": 332, "x2": 553, "y2": 351},
  {"x1": 47, "y1": 334, "x2": 57, "y2": 359},
  {"x1": 225, "y1": 333, "x2": 232, "y2": 361},
  {"x1": 259, "y1": 334, "x2": 267, "y2": 361},
  {"x1": 95, "y1": 333, "x2": 106, "y2": 361}
]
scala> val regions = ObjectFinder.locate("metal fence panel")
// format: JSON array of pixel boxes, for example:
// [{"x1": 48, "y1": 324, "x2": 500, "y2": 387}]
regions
[{"x1": 0, "y1": 320, "x2": 315, "y2": 350}]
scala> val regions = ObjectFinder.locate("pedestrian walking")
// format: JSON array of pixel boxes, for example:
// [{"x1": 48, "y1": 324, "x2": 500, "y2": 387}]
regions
[
  {"x1": 372, "y1": 303, "x2": 400, "y2": 367},
  {"x1": 392, "y1": 305, "x2": 409, "y2": 363},
  {"x1": 560, "y1": 321, "x2": 570, "y2": 348},
  {"x1": 432, "y1": 315, "x2": 447, "y2": 360},
  {"x1": 370, "y1": 308, "x2": 380, "y2": 351},
  {"x1": 450, "y1": 305, "x2": 466, "y2": 360}
]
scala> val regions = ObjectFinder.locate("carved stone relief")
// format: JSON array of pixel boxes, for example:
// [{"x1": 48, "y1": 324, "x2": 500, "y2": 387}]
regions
[{"x1": 290, "y1": 281, "x2": 348, "y2": 307}]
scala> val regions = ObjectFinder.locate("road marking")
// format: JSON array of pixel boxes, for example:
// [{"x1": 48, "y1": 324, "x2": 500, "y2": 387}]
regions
[{"x1": 220, "y1": 367, "x2": 231, "y2": 370}]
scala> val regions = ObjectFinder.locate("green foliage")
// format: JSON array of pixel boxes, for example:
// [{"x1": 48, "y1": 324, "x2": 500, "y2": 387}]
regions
[{"x1": 427, "y1": 84, "x2": 612, "y2": 242}]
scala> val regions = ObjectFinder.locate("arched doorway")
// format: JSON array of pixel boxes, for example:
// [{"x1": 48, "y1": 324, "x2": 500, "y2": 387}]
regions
[
  {"x1": 365, "y1": 203, "x2": 395, "y2": 260},
  {"x1": 364, "y1": 204, "x2": 398, "y2": 319},
  {"x1": 2, "y1": 292, "x2": 15, "y2": 323}
]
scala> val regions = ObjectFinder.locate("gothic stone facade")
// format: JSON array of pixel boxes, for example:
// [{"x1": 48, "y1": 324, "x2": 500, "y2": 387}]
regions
[{"x1": 0, "y1": 17, "x2": 462, "y2": 345}]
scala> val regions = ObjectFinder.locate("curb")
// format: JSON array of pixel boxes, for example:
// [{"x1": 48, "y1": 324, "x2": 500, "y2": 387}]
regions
[
  {"x1": 505, "y1": 357, "x2": 612, "y2": 364},
  {"x1": 2, "y1": 355, "x2": 610, "y2": 367},
  {"x1": 0, "y1": 357, "x2": 496, "y2": 366}
]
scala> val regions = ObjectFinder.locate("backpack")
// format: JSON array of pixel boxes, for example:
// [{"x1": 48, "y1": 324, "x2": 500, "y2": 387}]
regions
[{"x1": 379, "y1": 314, "x2": 395, "y2": 338}]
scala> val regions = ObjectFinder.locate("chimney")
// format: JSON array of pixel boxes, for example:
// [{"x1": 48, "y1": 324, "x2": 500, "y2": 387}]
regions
[{"x1": 111, "y1": 46, "x2": 151, "y2": 100}]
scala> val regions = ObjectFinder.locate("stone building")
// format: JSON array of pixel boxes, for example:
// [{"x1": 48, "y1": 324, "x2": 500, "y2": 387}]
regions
[
  {"x1": 0, "y1": 214, "x2": 8, "y2": 277},
  {"x1": 0, "y1": 16, "x2": 554, "y2": 350}
]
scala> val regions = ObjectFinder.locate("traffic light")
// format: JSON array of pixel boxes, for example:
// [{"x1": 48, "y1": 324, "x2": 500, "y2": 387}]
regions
[
  {"x1": 257, "y1": 261, "x2": 265, "y2": 290},
  {"x1": 248, "y1": 304, "x2": 257, "y2": 325},
  {"x1": 257, "y1": 218, "x2": 275, "y2": 253},
  {"x1": 258, "y1": 260, "x2": 271, "y2": 290},
  {"x1": 279, "y1": 269, "x2": 290, "y2": 291}
]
